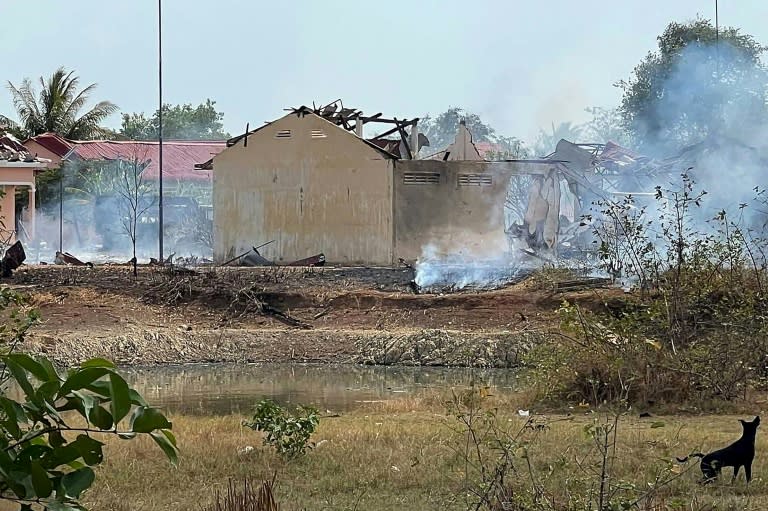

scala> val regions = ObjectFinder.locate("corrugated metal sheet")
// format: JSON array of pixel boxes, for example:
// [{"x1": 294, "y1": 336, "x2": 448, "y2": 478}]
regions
[
  {"x1": 25, "y1": 132, "x2": 73, "y2": 156},
  {"x1": 68, "y1": 140, "x2": 226, "y2": 182}
]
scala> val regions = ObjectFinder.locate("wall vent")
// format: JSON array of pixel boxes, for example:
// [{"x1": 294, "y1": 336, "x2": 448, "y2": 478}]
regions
[
  {"x1": 403, "y1": 172, "x2": 441, "y2": 185},
  {"x1": 311, "y1": 129, "x2": 327, "y2": 138},
  {"x1": 275, "y1": 129, "x2": 292, "y2": 139},
  {"x1": 458, "y1": 173, "x2": 492, "y2": 186}
]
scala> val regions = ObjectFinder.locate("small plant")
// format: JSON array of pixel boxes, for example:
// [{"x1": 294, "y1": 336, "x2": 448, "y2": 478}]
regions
[{"x1": 244, "y1": 399, "x2": 319, "y2": 460}]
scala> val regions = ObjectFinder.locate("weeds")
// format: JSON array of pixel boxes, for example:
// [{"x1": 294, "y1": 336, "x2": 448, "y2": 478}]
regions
[
  {"x1": 201, "y1": 478, "x2": 279, "y2": 511},
  {"x1": 445, "y1": 387, "x2": 696, "y2": 511}
]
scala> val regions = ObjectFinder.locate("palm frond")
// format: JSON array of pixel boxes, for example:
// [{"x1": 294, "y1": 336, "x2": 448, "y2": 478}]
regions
[
  {"x1": 62, "y1": 82, "x2": 98, "y2": 125},
  {"x1": 66, "y1": 101, "x2": 119, "y2": 140},
  {"x1": 7, "y1": 79, "x2": 42, "y2": 137},
  {"x1": 7, "y1": 68, "x2": 115, "y2": 139}
]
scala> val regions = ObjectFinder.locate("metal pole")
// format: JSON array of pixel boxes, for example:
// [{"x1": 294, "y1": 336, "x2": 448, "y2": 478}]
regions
[
  {"x1": 158, "y1": 0, "x2": 164, "y2": 261},
  {"x1": 58, "y1": 170, "x2": 63, "y2": 253},
  {"x1": 715, "y1": 0, "x2": 719, "y2": 75},
  {"x1": 715, "y1": 0, "x2": 719, "y2": 42}
]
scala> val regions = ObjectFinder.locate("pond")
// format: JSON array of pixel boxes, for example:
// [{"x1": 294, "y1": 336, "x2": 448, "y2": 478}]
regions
[{"x1": 119, "y1": 363, "x2": 520, "y2": 415}]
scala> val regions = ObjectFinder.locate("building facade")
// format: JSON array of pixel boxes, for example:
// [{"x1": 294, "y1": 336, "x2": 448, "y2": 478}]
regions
[{"x1": 212, "y1": 110, "x2": 396, "y2": 264}]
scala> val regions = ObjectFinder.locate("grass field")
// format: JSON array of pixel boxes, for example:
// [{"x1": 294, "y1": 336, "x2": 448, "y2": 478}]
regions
[{"x1": 78, "y1": 394, "x2": 768, "y2": 511}]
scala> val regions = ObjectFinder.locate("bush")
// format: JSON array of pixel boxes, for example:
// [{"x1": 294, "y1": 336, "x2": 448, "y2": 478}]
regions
[
  {"x1": 525, "y1": 173, "x2": 768, "y2": 407},
  {"x1": 244, "y1": 399, "x2": 319, "y2": 460},
  {"x1": 445, "y1": 387, "x2": 681, "y2": 510}
]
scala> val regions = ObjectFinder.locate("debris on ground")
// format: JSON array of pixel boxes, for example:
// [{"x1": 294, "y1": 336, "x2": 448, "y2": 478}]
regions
[
  {"x1": 286, "y1": 253, "x2": 325, "y2": 267},
  {"x1": 398, "y1": 258, "x2": 414, "y2": 270},
  {"x1": 54, "y1": 251, "x2": 93, "y2": 267},
  {"x1": 553, "y1": 276, "x2": 611, "y2": 292},
  {"x1": 241, "y1": 250, "x2": 275, "y2": 266},
  {"x1": 150, "y1": 253, "x2": 176, "y2": 266}
]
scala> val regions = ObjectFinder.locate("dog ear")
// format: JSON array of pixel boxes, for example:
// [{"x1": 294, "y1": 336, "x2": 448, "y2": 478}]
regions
[{"x1": 755, "y1": 416, "x2": 761, "y2": 425}]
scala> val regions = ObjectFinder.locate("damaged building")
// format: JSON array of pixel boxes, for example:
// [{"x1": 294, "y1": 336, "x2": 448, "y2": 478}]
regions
[{"x1": 204, "y1": 102, "x2": 669, "y2": 266}]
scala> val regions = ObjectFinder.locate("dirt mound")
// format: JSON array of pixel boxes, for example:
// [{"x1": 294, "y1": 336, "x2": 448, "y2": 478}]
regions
[{"x1": 11, "y1": 266, "x2": 618, "y2": 366}]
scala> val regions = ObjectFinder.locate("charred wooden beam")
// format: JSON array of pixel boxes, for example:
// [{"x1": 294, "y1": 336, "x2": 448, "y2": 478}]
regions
[{"x1": 371, "y1": 123, "x2": 411, "y2": 140}]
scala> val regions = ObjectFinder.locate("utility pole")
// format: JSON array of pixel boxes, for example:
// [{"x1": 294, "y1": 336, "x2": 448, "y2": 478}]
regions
[
  {"x1": 715, "y1": 0, "x2": 719, "y2": 74},
  {"x1": 58, "y1": 171, "x2": 63, "y2": 253},
  {"x1": 158, "y1": 0, "x2": 164, "y2": 261}
]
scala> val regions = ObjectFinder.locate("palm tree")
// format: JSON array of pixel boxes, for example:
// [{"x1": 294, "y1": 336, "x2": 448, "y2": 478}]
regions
[{"x1": 0, "y1": 67, "x2": 117, "y2": 140}]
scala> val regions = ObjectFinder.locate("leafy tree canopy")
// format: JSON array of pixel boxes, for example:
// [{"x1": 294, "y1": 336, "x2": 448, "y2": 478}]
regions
[
  {"x1": 0, "y1": 67, "x2": 117, "y2": 140},
  {"x1": 119, "y1": 99, "x2": 230, "y2": 140},
  {"x1": 617, "y1": 17, "x2": 767, "y2": 153}
]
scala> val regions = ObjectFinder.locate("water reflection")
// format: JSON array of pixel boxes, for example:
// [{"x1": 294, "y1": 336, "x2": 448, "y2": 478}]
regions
[{"x1": 119, "y1": 363, "x2": 519, "y2": 415}]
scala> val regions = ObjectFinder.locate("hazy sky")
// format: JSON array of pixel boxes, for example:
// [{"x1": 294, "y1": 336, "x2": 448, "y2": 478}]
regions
[{"x1": 2, "y1": 1, "x2": 766, "y2": 143}]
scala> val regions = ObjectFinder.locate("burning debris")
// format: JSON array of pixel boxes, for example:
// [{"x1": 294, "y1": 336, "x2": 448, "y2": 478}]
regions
[{"x1": 409, "y1": 245, "x2": 530, "y2": 294}]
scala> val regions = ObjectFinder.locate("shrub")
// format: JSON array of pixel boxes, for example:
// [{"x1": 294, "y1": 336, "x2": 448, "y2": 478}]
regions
[
  {"x1": 526, "y1": 173, "x2": 768, "y2": 407},
  {"x1": 244, "y1": 399, "x2": 319, "y2": 460}
]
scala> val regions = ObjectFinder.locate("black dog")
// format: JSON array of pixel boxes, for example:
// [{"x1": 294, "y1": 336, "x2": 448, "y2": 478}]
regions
[{"x1": 677, "y1": 416, "x2": 760, "y2": 484}]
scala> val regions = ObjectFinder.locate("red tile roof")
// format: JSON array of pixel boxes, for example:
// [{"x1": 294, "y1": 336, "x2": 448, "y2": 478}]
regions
[
  {"x1": 24, "y1": 133, "x2": 225, "y2": 181},
  {"x1": 68, "y1": 140, "x2": 225, "y2": 182}
]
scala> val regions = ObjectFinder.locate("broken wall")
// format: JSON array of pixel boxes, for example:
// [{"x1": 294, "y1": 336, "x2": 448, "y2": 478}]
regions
[
  {"x1": 395, "y1": 160, "x2": 507, "y2": 260},
  {"x1": 212, "y1": 113, "x2": 395, "y2": 265},
  {"x1": 394, "y1": 160, "x2": 565, "y2": 261}
]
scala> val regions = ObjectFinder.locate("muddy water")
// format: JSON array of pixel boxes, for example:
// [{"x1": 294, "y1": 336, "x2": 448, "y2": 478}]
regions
[{"x1": 119, "y1": 363, "x2": 519, "y2": 415}]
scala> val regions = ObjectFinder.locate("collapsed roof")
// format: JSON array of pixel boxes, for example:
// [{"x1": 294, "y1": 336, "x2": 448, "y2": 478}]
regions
[
  {"x1": 0, "y1": 132, "x2": 50, "y2": 166},
  {"x1": 225, "y1": 100, "x2": 425, "y2": 159}
]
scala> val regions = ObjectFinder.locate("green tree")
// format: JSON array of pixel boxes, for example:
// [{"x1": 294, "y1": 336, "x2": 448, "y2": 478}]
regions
[
  {"x1": 418, "y1": 107, "x2": 497, "y2": 153},
  {"x1": 119, "y1": 99, "x2": 230, "y2": 140},
  {"x1": 0, "y1": 68, "x2": 117, "y2": 140},
  {"x1": 617, "y1": 18, "x2": 767, "y2": 153}
]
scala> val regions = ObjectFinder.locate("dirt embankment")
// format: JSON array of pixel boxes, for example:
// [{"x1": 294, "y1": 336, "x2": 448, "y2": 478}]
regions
[{"x1": 9, "y1": 265, "x2": 617, "y2": 366}]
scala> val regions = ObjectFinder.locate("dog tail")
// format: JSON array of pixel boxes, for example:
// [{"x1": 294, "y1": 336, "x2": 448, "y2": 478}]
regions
[{"x1": 676, "y1": 453, "x2": 705, "y2": 463}]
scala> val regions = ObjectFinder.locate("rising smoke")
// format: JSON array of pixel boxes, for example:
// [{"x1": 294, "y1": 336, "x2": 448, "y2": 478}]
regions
[
  {"x1": 415, "y1": 39, "x2": 768, "y2": 290},
  {"x1": 414, "y1": 243, "x2": 526, "y2": 291},
  {"x1": 32, "y1": 157, "x2": 213, "y2": 264},
  {"x1": 637, "y1": 41, "x2": 768, "y2": 219}
]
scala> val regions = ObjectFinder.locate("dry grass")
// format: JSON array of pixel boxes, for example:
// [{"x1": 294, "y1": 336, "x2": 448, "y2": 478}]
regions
[{"x1": 77, "y1": 392, "x2": 768, "y2": 511}]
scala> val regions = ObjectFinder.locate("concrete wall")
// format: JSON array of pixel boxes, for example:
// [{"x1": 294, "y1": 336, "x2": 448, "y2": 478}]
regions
[
  {"x1": 393, "y1": 160, "x2": 561, "y2": 260},
  {"x1": 213, "y1": 112, "x2": 395, "y2": 264},
  {"x1": 0, "y1": 186, "x2": 15, "y2": 238}
]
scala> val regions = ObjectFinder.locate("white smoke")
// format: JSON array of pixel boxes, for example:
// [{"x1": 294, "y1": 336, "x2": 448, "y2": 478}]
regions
[{"x1": 414, "y1": 243, "x2": 525, "y2": 291}]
